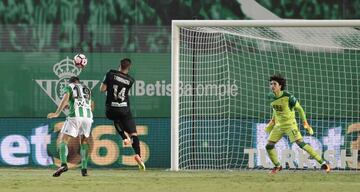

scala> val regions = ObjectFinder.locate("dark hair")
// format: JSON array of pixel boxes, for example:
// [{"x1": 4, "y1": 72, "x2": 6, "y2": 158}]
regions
[
  {"x1": 270, "y1": 74, "x2": 286, "y2": 90},
  {"x1": 120, "y1": 58, "x2": 132, "y2": 70},
  {"x1": 68, "y1": 76, "x2": 80, "y2": 83}
]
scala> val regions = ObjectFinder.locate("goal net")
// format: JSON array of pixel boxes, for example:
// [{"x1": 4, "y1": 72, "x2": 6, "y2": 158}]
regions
[{"x1": 171, "y1": 20, "x2": 360, "y2": 171}]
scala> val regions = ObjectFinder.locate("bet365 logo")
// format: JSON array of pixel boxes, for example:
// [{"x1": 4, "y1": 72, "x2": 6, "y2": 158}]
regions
[{"x1": 35, "y1": 57, "x2": 99, "y2": 115}]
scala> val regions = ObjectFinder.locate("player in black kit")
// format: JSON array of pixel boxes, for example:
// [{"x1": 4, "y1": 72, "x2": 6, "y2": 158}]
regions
[{"x1": 100, "y1": 58, "x2": 145, "y2": 170}]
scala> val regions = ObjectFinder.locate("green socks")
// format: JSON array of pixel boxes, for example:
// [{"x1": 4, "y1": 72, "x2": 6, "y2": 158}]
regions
[
  {"x1": 80, "y1": 144, "x2": 89, "y2": 169},
  {"x1": 59, "y1": 142, "x2": 90, "y2": 169},
  {"x1": 59, "y1": 142, "x2": 68, "y2": 164}
]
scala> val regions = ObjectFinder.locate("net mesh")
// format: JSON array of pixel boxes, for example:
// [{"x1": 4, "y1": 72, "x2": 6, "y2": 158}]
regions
[{"x1": 176, "y1": 25, "x2": 360, "y2": 170}]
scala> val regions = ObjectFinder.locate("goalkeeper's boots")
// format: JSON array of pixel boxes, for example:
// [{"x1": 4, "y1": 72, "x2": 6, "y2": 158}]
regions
[
  {"x1": 52, "y1": 164, "x2": 68, "y2": 177},
  {"x1": 135, "y1": 154, "x2": 146, "y2": 171},
  {"x1": 269, "y1": 166, "x2": 282, "y2": 174},
  {"x1": 321, "y1": 163, "x2": 331, "y2": 173},
  {"x1": 81, "y1": 169, "x2": 89, "y2": 177}
]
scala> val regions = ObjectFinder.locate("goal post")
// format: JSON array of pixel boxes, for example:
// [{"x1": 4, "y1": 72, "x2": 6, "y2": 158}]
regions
[
  {"x1": 171, "y1": 20, "x2": 360, "y2": 171},
  {"x1": 171, "y1": 21, "x2": 180, "y2": 171}
]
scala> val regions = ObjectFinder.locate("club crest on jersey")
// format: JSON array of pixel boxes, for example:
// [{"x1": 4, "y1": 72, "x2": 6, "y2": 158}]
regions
[{"x1": 35, "y1": 57, "x2": 99, "y2": 115}]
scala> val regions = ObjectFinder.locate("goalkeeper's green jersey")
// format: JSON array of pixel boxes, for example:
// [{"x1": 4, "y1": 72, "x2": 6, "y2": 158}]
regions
[
  {"x1": 63, "y1": 83, "x2": 93, "y2": 118},
  {"x1": 269, "y1": 91, "x2": 298, "y2": 127}
]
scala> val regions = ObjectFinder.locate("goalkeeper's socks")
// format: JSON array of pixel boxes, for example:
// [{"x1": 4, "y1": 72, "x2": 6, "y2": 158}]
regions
[
  {"x1": 80, "y1": 144, "x2": 89, "y2": 169},
  {"x1": 266, "y1": 148, "x2": 280, "y2": 166},
  {"x1": 302, "y1": 144, "x2": 322, "y2": 163},
  {"x1": 59, "y1": 142, "x2": 68, "y2": 164}
]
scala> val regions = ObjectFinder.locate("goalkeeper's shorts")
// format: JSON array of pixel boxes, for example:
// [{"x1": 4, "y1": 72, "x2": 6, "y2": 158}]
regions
[{"x1": 268, "y1": 125, "x2": 302, "y2": 143}]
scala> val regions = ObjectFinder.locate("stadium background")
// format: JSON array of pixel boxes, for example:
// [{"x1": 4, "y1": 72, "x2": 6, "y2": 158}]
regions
[{"x1": 0, "y1": 0, "x2": 359, "y2": 168}]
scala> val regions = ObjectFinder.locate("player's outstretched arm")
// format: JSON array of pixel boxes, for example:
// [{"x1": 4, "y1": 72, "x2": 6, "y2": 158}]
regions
[
  {"x1": 47, "y1": 93, "x2": 69, "y2": 119},
  {"x1": 294, "y1": 102, "x2": 313, "y2": 135},
  {"x1": 100, "y1": 83, "x2": 107, "y2": 92},
  {"x1": 91, "y1": 100, "x2": 95, "y2": 111}
]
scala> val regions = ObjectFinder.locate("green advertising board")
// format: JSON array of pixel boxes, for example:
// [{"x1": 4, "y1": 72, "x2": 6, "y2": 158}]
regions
[
  {"x1": 0, "y1": 117, "x2": 358, "y2": 169},
  {"x1": 0, "y1": 118, "x2": 170, "y2": 168},
  {"x1": 0, "y1": 52, "x2": 170, "y2": 118}
]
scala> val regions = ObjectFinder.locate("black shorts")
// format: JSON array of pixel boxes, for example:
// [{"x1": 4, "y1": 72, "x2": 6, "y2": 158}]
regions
[{"x1": 105, "y1": 106, "x2": 137, "y2": 134}]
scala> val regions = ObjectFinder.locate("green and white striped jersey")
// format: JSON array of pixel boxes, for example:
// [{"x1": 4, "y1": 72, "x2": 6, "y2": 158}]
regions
[{"x1": 64, "y1": 83, "x2": 93, "y2": 118}]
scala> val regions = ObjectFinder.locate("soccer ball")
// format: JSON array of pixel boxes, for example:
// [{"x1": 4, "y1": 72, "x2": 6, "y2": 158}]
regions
[{"x1": 73, "y1": 53, "x2": 87, "y2": 68}]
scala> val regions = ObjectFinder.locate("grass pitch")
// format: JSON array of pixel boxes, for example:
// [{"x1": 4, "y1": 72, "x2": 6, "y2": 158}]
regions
[{"x1": 1, "y1": 168, "x2": 359, "y2": 192}]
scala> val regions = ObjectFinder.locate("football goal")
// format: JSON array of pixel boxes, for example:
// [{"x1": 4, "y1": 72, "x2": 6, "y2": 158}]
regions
[{"x1": 171, "y1": 20, "x2": 360, "y2": 171}]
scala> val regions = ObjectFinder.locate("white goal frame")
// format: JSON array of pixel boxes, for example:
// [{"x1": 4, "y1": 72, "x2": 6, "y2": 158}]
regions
[{"x1": 171, "y1": 20, "x2": 360, "y2": 171}]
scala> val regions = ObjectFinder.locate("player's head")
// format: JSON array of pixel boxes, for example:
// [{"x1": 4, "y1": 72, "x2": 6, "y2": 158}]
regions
[
  {"x1": 68, "y1": 76, "x2": 80, "y2": 83},
  {"x1": 119, "y1": 58, "x2": 132, "y2": 71},
  {"x1": 269, "y1": 74, "x2": 286, "y2": 91}
]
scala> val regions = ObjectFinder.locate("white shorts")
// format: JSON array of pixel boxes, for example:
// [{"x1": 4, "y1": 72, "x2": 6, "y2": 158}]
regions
[{"x1": 61, "y1": 117, "x2": 93, "y2": 138}]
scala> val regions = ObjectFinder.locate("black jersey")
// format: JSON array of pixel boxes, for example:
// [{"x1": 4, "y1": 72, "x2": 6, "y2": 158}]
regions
[{"x1": 103, "y1": 70, "x2": 135, "y2": 108}]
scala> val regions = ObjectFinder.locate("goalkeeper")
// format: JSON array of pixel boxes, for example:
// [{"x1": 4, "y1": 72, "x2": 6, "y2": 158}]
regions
[{"x1": 265, "y1": 74, "x2": 330, "y2": 174}]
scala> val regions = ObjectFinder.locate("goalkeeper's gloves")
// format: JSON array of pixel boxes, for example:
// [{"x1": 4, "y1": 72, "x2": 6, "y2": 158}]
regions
[
  {"x1": 303, "y1": 121, "x2": 314, "y2": 135},
  {"x1": 265, "y1": 119, "x2": 275, "y2": 134}
]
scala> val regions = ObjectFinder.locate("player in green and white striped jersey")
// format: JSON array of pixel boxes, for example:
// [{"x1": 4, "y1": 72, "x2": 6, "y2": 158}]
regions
[
  {"x1": 64, "y1": 80, "x2": 93, "y2": 119},
  {"x1": 47, "y1": 76, "x2": 94, "y2": 177}
]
